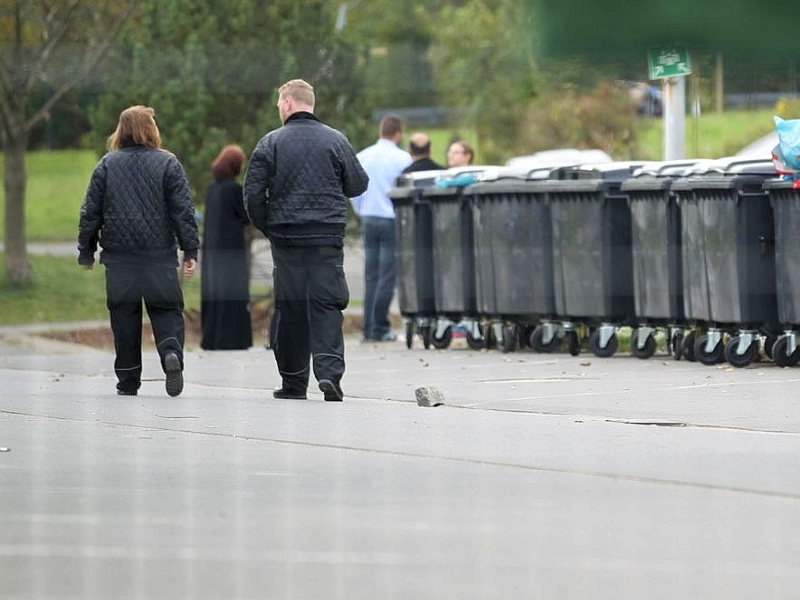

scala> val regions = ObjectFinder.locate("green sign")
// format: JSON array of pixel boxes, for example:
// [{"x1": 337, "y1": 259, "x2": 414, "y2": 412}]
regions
[{"x1": 648, "y1": 48, "x2": 691, "y2": 79}]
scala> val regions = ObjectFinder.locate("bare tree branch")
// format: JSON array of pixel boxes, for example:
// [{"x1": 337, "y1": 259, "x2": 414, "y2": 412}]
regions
[
  {"x1": 23, "y1": 0, "x2": 81, "y2": 94},
  {"x1": 24, "y1": 0, "x2": 139, "y2": 132}
]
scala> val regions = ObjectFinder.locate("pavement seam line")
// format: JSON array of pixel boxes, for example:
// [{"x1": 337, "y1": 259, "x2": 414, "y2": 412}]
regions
[{"x1": 3, "y1": 409, "x2": 800, "y2": 503}]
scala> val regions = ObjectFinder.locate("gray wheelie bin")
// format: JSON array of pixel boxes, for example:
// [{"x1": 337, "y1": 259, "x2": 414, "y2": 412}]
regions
[
  {"x1": 671, "y1": 158, "x2": 778, "y2": 367},
  {"x1": 389, "y1": 170, "x2": 441, "y2": 349},
  {"x1": 422, "y1": 167, "x2": 495, "y2": 350},
  {"x1": 469, "y1": 166, "x2": 561, "y2": 353},
  {"x1": 764, "y1": 178, "x2": 800, "y2": 366},
  {"x1": 620, "y1": 160, "x2": 701, "y2": 360},
  {"x1": 542, "y1": 162, "x2": 646, "y2": 357}
]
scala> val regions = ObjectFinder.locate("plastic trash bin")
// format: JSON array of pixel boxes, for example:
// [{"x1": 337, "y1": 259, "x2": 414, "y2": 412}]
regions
[
  {"x1": 389, "y1": 170, "x2": 440, "y2": 349},
  {"x1": 541, "y1": 162, "x2": 646, "y2": 357},
  {"x1": 764, "y1": 177, "x2": 800, "y2": 366},
  {"x1": 620, "y1": 160, "x2": 701, "y2": 359},
  {"x1": 421, "y1": 167, "x2": 496, "y2": 350},
  {"x1": 468, "y1": 165, "x2": 562, "y2": 353},
  {"x1": 671, "y1": 158, "x2": 778, "y2": 367}
]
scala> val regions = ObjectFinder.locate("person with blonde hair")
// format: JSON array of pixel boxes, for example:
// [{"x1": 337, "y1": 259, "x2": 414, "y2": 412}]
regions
[
  {"x1": 201, "y1": 144, "x2": 252, "y2": 350},
  {"x1": 78, "y1": 105, "x2": 199, "y2": 397},
  {"x1": 244, "y1": 79, "x2": 368, "y2": 402}
]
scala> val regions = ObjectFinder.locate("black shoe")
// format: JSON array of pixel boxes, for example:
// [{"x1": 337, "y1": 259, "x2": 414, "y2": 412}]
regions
[
  {"x1": 164, "y1": 352, "x2": 184, "y2": 397},
  {"x1": 319, "y1": 379, "x2": 344, "y2": 402},
  {"x1": 117, "y1": 389, "x2": 137, "y2": 396},
  {"x1": 273, "y1": 387, "x2": 307, "y2": 400}
]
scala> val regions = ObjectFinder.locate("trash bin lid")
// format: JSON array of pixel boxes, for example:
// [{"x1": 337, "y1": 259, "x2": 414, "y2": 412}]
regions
[
  {"x1": 549, "y1": 160, "x2": 650, "y2": 181},
  {"x1": 395, "y1": 169, "x2": 445, "y2": 188},
  {"x1": 474, "y1": 165, "x2": 531, "y2": 182},
  {"x1": 620, "y1": 159, "x2": 705, "y2": 192},
  {"x1": 472, "y1": 163, "x2": 577, "y2": 182},
  {"x1": 686, "y1": 156, "x2": 774, "y2": 176},
  {"x1": 671, "y1": 157, "x2": 776, "y2": 192},
  {"x1": 466, "y1": 178, "x2": 550, "y2": 196}
]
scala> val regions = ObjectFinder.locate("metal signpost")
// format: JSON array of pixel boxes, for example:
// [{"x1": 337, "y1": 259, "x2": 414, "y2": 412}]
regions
[{"x1": 649, "y1": 48, "x2": 692, "y2": 160}]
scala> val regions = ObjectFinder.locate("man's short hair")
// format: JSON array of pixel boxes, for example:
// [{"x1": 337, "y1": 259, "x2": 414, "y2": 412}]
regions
[
  {"x1": 279, "y1": 79, "x2": 315, "y2": 109},
  {"x1": 409, "y1": 139, "x2": 431, "y2": 156},
  {"x1": 380, "y1": 115, "x2": 403, "y2": 139}
]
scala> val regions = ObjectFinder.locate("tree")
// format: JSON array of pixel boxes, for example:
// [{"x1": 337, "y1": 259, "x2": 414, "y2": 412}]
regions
[
  {"x1": 0, "y1": 0, "x2": 137, "y2": 283},
  {"x1": 427, "y1": 0, "x2": 536, "y2": 162},
  {"x1": 88, "y1": 0, "x2": 372, "y2": 200}
]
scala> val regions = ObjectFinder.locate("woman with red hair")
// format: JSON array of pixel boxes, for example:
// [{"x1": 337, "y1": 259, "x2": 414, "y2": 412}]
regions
[{"x1": 200, "y1": 144, "x2": 252, "y2": 350}]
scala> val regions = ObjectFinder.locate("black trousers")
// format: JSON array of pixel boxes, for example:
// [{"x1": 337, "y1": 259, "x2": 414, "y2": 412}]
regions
[
  {"x1": 105, "y1": 264, "x2": 185, "y2": 392},
  {"x1": 271, "y1": 244, "x2": 349, "y2": 391}
]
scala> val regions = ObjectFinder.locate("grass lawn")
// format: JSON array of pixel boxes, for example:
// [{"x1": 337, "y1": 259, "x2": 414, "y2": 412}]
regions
[
  {"x1": 0, "y1": 253, "x2": 201, "y2": 325},
  {"x1": 636, "y1": 109, "x2": 775, "y2": 160},
  {"x1": 0, "y1": 149, "x2": 99, "y2": 243}
]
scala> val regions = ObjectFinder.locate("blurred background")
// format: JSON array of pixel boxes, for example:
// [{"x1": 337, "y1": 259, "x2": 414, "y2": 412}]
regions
[{"x1": 2, "y1": 0, "x2": 799, "y2": 330}]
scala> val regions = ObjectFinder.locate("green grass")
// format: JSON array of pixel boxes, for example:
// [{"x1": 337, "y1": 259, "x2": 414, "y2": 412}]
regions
[
  {"x1": 0, "y1": 253, "x2": 201, "y2": 325},
  {"x1": 0, "y1": 149, "x2": 99, "y2": 243},
  {"x1": 636, "y1": 109, "x2": 775, "y2": 160}
]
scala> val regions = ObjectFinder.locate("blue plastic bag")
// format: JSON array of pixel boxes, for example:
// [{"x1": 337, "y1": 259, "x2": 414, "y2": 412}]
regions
[
  {"x1": 774, "y1": 115, "x2": 800, "y2": 171},
  {"x1": 435, "y1": 173, "x2": 477, "y2": 188}
]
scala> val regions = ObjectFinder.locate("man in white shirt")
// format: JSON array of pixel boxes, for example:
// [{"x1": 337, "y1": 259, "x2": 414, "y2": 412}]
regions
[{"x1": 351, "y1": 116, "x2": 412, "y2": 341}]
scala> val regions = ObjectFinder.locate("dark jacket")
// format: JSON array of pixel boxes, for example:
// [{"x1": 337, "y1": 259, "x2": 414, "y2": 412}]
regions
[
  {"x1": 77, "y1": 145, "x2": 199, "y2": 267},
  {"x1": 402, "y1": 157, "x2": 445, "y2": 173},
  {"x1": 243, "y1": 112, "x2": 368, "y2": 246}
]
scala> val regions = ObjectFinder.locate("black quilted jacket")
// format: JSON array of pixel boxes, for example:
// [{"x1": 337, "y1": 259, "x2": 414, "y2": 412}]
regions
[
  {"x1": 243, "y1": 112, "x2": 368, "y2": 245},
  {"x1": 77, "y1": 145, "x2": 199, "y2": 267}
]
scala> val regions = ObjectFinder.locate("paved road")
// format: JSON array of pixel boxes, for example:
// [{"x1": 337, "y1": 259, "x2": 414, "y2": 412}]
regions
[{"x1": 2, "y1": 329, "x2": 800, "y2": 599}]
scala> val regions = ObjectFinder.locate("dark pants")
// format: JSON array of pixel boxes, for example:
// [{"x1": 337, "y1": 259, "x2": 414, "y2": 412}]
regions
[
  {"x1": 271, "y1": 244, "x2": 349, "y2": 392},
  {"x1": 105, "y1": 264, "x2": 185, "y2": 393},
  {"x1": 361, "y1": 216, "x2": 396, "y2": 339}
]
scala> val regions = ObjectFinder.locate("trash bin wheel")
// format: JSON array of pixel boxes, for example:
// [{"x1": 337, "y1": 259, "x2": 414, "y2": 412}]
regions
[
  {"x1": 671, "y1": 331, "x2": 684, "y2": 361},
  {"x1": 694, "y1": 334, "x2": 724, "y2": 365},
  {"x1": 405, "y1": 321, "x2": 414, "y2": 350},
  {"x1": 529, "y1": 326, "x2": 560, "y2": 353},
  {"x1": 772, "y1": 336, "x2": 800, "y2": 367},
  {"x1": 431, "y1": 326, "x2": 452, "y2": 350},
  {"x1": 465, "y1": 323, "x2": 486, "y2": 351},
  {"x1": 763, "y1": 334, "x2": 777, "y2": 360},
  {"x1": 520, "y1": 326, "x2": 535, "y2": 349},
  {"x1": 589, "y1": 329, "x2": 618, "y2": 358},
  {"x1": 723, "y1": 336, "x2": 757, "y2": 368},
  {"x1": 567, "y1": 330, "x2": 580, "y2": 356},
  {"x1": 500, "y1": 324, "x2": 517, "y2": 354},
  {"x1": 630, "y1": 330, "x2": 656, "y2": 359},
  {"x1": 420, "y1": 324, "x2": 432, "y2": 350},
  {"x1": 681, "y1": 331, "x2": 697, "y2": 362}
]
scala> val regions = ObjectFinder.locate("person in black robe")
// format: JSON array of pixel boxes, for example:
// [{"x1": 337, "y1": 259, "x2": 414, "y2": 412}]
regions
[{"x1": 200, "y1": 145, "x2": 253, "y2": 350}]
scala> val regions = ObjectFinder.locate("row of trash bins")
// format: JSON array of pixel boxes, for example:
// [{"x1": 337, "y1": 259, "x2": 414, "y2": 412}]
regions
[{"x1": 388, "y1": 157, "x2": 800, "y2": 368}]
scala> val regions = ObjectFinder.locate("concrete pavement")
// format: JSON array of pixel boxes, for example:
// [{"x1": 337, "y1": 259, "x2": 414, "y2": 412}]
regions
[{"x1": 2, "y1": 327, "x2": 800, "y2": 599}]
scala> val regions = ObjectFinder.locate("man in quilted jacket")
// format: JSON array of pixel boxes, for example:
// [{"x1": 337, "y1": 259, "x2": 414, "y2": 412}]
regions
[
  {"x1": 77, "y1": 105, "x2": 199, "y2": 397},
  {"x1": 244, "y1": 79, "x2": 368, "y2": 402}
]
